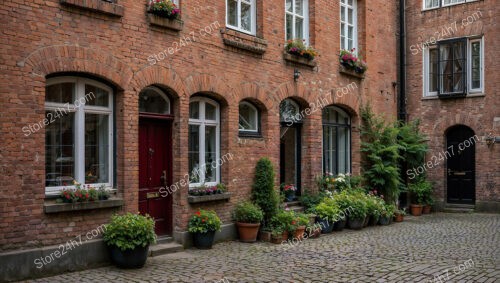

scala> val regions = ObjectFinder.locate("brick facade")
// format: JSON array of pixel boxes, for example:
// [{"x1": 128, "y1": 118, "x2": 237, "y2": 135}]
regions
[
  {"x1": 0, "y1": 0, "x2": 399, "y2": 253},
  {"x1": 405, "y1": 0, "x2": 499, "y2": 210}
]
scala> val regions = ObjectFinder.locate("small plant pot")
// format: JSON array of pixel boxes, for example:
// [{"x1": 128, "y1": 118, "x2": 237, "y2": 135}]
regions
[
  {"x1": 294, "y1": 226, "x2": 306, "y2": 240},
  {"x1": 422, "y1": 205, "x2": 432, "y2": 214},
  {"x1": 379, "y1": 215, "x2": 391, "y2": 225},
  {"x1": 316, "y1": 218, "x2": 334, "y2": 234},
  {"x1": 333, "y1": 218, "x2": 347, "y2": 231},
  {"x1": 369, "y1": 215, "x2": 380, "y2": 226},
  {"x1": 394, "y1": 214, "x2": 404, "y2": 222},
  {"x1": 347, "y1": 217, "x2": 364, "y2": 230},
  {"x1": 236, "y1": 222, "x2": 260, "y2": 243},
  {"x1": 282, "y1": 231, "x2": 289, "y2": 242},
  {"x1": 410, "y1": 204, "x2": 423, "y2": 216},
  {"x1": 258, "y1": 230, "x2": 271, "y2": 242},
  {"x1": 271, "y1": 236, "x2": 282, "y2": 244},
  {"x1": 285, "y1": 193, "x2": 295, "y2": 202},
  {"x1": 108, "y1": 244, "x2": 149, "y2": 269},
  {"x1": 192, "y1": 231, "x2": 216, "y2": 249}
]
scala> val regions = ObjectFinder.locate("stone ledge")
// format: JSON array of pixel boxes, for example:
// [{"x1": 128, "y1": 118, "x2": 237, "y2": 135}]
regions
[
  {"x1": 283, "y1": 52, "x2": 317, "y2": 68},
  {"x1": 187, "y1": 192, "x2": 231, "y2": 204},
  {"x1": 339, "y1": 65, "x2": 365, "y2": 79},
  {"x1": 147, "y1": 14, "x2": 184, "y2": 31},
  {"x1": 44, "y1": 198, "x2": 124, "y2": 213},
  {"x1": 221, "y1": 28, "x2": 267, "y2": 55},
  {"x1": 60, "y1": 0, "x2": 124, "y2": 17}
]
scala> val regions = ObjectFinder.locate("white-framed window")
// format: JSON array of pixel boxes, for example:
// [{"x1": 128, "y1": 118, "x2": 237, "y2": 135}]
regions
[
  {"x1": 226, "y1": 0, "x2": 256, "y2": 35},
  {"x1": 239, "y1": 101, "x2": 259, "y2": 134},
  {"x1": 45, "y1": 77, "x2": 113, "y2": 195},
  {"x1": 285, "y1": 0, "x2": 309, "y2": 43},
  {"x1": 322, "y1": 106, "x2": 351, "y2": 175},
  {"x1": 139, "y1": 86, "x2": 171, "y2": 115},
  {"x1": 424, "y1": 0, "x2": 478, "y2": 10},
  {"x1": 340, "y1": 0, "x2": 357, "y2": 51},
  {"x1": 188, "y1": 97, "x2": 220, "y2": 187},
  {"x1": 423, "y1": 37, "x2": 483, "y2": 97}
]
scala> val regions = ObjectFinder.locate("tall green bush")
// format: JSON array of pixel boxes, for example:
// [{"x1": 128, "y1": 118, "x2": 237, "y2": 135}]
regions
[
  {"x1": 252, "y1": 158, "x2": 279, "y2": 226},
  {"x1": 397, "y1": 120, "x2": 429, "y2": 186}
]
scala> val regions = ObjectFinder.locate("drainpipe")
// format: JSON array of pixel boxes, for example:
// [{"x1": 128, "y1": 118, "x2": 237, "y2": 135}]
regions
[{"x1": 398, "y1": 0, "x2": 406, "y2": 121}]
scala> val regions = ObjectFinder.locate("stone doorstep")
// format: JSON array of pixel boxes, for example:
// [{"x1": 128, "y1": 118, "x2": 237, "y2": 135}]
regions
[
  {"x1": 149, "y1": 242, "x2": 183, "y2": 257},
  {"x1": 444, "y1": 203, "x2": 475, "y2": 213}
]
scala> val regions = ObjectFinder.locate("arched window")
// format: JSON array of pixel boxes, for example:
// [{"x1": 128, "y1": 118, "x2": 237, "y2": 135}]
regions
[
  {"x1": 322, "y1": 106, "x2": 351, "y2": 175},
  {"x1": 239, "y1": 101, "x2": 259, "y2": 134},
  {"x1": 280, "y1": 99, "x2": 301, "y2": 123},
  {"x1": 188, "y1": 97, "x2": 220, "y2": 186},
  {"x1": 139, "y1": 86, "x2": 170, "y2": 114},
  {"x1": 44, "y1": 77, "x2": 113, "y2": 195}
]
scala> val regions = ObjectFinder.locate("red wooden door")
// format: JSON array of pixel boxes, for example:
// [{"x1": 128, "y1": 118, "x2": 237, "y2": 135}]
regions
[{"x1": 139, "y1": 118, "x2": 172, "y2": 236}]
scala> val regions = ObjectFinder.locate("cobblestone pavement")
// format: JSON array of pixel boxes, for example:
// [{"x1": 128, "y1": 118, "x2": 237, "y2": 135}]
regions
[{"x1": 24, "y1": 213, "x2": 500, "y2": 283}]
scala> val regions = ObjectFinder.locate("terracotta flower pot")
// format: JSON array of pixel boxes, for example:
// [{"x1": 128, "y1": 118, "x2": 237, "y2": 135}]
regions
[
  {"x1": 294, "y1": 226, "x2": 306, "y2": 240},
  {"x1": 271, "y1": 235, "x2": 282, "y2": 244},
  {"x1": 282, "y1": 231, "x2": 289, "y2": 242},
  {"x1": 410, "y1": 204, "x2": 423, "y2": 216},
  {"x1": 236, "y1": 222, "x2": 261, "y2": 243},
  {"x1": 422, "y1": 205, "x2": 432, "y2": 214},
  {"x1": 394, "y1": 214, "x2": 404, "y2": 222}
]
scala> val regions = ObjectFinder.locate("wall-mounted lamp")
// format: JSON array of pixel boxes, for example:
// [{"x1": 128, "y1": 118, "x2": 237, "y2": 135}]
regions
[
  {"x1": 485, "y1": 133, "x2": 495, "y2": 147},
  {"x1": 294, "y1": 68, "x2": 301, "y2": 82}
]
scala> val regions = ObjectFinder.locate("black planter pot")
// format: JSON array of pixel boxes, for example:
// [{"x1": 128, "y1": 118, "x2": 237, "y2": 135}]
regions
[
  {"x1": 316, "y1": 218, "x2": 334, "y2": 234},
  {"x1": 192, "y1": 231, "x2": 216, "y2": 249},
  {"x1": 333, "y1": 218, "x2": 347, "y2": 231},
  {"x1": 379, "y1": 215, "x2": 391, "y2": 225},
  {"x1": 369, "y1": 215, "x2": 380, "y2": 226},
  {"x1": 347, "y1": 217, "x2": 364, "y2": 230},
  {"x1": 108, "y1": 244, "x2": 149, "y2": 269}
]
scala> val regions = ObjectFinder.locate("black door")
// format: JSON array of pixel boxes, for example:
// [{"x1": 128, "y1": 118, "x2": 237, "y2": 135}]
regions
[{"x1": 446, "y1": 126, "x2": 475, "y2": 204}]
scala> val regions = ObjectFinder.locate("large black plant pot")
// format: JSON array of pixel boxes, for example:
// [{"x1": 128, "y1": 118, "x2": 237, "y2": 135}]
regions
[
  {"x1": 347, "y1": 217, "x2": 364, "y2": 230},
  {"x1": 333, "y1": 218, "x2": 347, "y2": 231},
  {"x1": 379, "y1": 215, "x2": 391, "y2": 225},
  {"x1": 316, "y1": 218, "x2": 334, "y2": 234},
  {"x1": 108, "y1": 244, "x2": 149, "y2": 269},
  {"x1": 192, "y1": 231, "x2": 216, "y2": 249}
]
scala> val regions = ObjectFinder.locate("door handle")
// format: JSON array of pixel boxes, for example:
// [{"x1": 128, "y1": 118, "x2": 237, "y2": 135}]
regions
[
  {"x1": 454, "y1": 171, "x2": 466, "y2": 176},
  {"x1": 160, "y1": 170, "x2": 167, "y2": 185}
]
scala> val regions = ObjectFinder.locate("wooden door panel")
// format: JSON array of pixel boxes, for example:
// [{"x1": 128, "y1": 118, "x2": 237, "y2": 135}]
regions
[{"x1": 446, "y1": 127, "x2": 475, "y2": 204}]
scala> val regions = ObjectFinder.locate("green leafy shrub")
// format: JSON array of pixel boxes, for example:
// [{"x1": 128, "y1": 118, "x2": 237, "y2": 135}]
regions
[
  {"x1": 103, "y1": 213, "x2": 156, "y2": 251},
  {"x1": 408, "y1": 178, "x2": 432, "y2": 204},
  {"x1": 252, "y1": 158, "x2": 279, "y2": 226},
  {"x1": 345, "y1": 192, "x2": 368, "y2": 220},
  {"x1": 314, "y1": 198, "x2": 341, "y2": 222},
  {"x1": 270, "y1": 210, "x2": 297, "y2": 233},
  {"x1": 299, "y1": 192, "x2": 325, "y2": 214},
  {"x1": 365, "y1": 194, "x2": 385, "y2": 218},
  {"x1": 232, "y1": 201, "x2": 264, "y2": 224},
  {"x1": 188, "y1": 209, "x2": 222, "y2": 233}
]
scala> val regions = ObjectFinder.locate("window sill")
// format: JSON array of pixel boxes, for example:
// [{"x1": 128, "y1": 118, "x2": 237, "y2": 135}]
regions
[
  {"x1": 44, "y1": 198, "x2": 124, "y2": 213},
  {"x1": 221, "y1": 28, "x2": 267, "y2": 55},
  {"x1": 339, "y1": 65, "x2": 365, "y2": 79},
  {"x1": 238, "y1": 131, "x2": 262, "y2": 138},
  {"x1": 60, "y1": 0, "x2": 124, "y2": 17},
  {"x1": 283, "y1": 52, "x2": 317, "y2": 68},
  {"x1": 147, "y1": 14, "x2": 184, "y2": 32},
  {"x1": 187, "y1": 192, "x2": 231, "y2": 204},
  {"x1": 422, "y1": 93, "x2": 485, "y2": 100}
]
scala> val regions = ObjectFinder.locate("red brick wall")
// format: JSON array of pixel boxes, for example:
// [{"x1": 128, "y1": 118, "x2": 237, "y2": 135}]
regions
[
  {"x1": 0, "y1": 0, "x2": 398, "y2": 251},
  {"x1": 405, "y1": 1, "x2": 500, "y2": 208}
]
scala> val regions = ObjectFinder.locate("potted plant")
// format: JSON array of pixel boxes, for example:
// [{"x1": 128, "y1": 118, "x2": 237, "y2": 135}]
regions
[
  {"x1": 270, "y1": 210, "x2": 295, "y2": 240},
  {"x1": 281, "y1": 183, "x2": 297, "y2": 202},
  {"x1": 346, "y1": 194, "x2": 368, "y2": 230},
  {"x1": 314, "y1": 199, "x2": 338, "y2": 234},
  {"x1": 232, "y1": 201, "x2": 264, "y2": 243},
  {"x1": 379, "y1": 204, "x2": 395, "y2": 225},
  {"x1": 188, "y1": 209, "x2": 222, "y2": 249},
  {"x1": 103, "y1": 213, "x2": 156, "y2": 269},
  {"x1": 252, "y1": 158, "x2": 279, "y2": 227},
  {"x1": 394, "y1": 208, "x2": 406, "y2": 222},
  {"x1": 293, "y1": 213, "x2": 309, "y2": 240},
  {"x1": 98, "y1": 185, "x2": 109, "y2": 200},
  {"x1": 271, "y1": 226, "x2": 285, "y2": 244},
  {"x1": 339, "y1": 48, "x2": 368, "y2": 74},
  {"x1": 423, "y1": 185, "x2": 434, "y2": 214},
  {"x1": 285, "y1": 39, "x2": 318, "y2": 60},
  {"x1": 366, "y1": 195, "x2": 384, "y2": 226},
  {"x1": 408, "y1": 179, "x2": 431, "y2": 216},
  {"x1": 147, "y1": 0, "x2": 180, "y2": 19}
]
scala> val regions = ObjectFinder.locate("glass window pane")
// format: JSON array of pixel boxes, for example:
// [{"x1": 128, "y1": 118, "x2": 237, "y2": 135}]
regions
[
  {"x1": 45, "y1": 111, "x2": 75, "y2": 187},
  {"x1": 189, "y1": 102, "x2": 199, "y2": 119},
  {"x1": 241, "y1": 2, "x2": 251, "y2": 32},
  {"x1": 84, "y1": 84, "x2": 108, "y2": 107},
  {"x1": 295, "y1": 0, "x2": 303, "y2": 16},
  {"x1": 348, "y1": 26, "x2": 353, "y2": 40},
  {"x1": 227, "y1": 0, "x2": 238, "y2": 27},
  {"x1": 239, "y1": 103, "x2": 258, "y2": 131},
  {"x1": 471, "y1": 42, "x2": 481, "y2": 89},
  {"x1": 139, "y1": 88, "x2": 170, "y2": 114},
  {"x1": 85, "y1": 114, "x2": 109, "y2": 184},
  {"x1": 46, "y1": 83, "x2": 75, "y2": 104},
  {"x1": 286, "y1": 0, "x2": 292, "y2": 12},
  {"x1": 188, "y1": 125, "x2": 200, "y2": 183},
  {"x1": 341, "y1": 6, "x2": 345, "y2": 22},
  {"x1": 286, "y1": 14, "x2": 293, "y2": 40},
  {"x1": 295, "y1": 17, "x2": 304, "y2": 40},
  {"x1": 430, "y1": 49, "x2": 439, "y2": 92},
  {"x1": 204, "y1": 126, "x2": 217, "y2": 183},
  {"x1": 205, "y1": 103, "x2": 216, "y2": 120},
  {"x1": 348, "y1": 8, "x2": 353, "y2": 24}
]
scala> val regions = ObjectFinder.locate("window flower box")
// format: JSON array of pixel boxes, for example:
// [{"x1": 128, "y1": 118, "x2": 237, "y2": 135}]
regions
[
  {"x1": 283, "y1": 39, "x2": 318, "y2": 67},
  {"x1": 221, "y1": 28, "x2": 267, "y2": 55},
  {"x1": 60, "y1": 0, "x2": 124, "y2": 17},
  {"x1": 147, "y1": 14, "x2": 184, "y2": 31},
  {"x1": 339, "y1": 65, "x2": 365, "y2": 79},
  {"x1": 44, "y1": 198, "x2": 123, "y2": 213},
  {"x1": 283, "y1": 52, "x2": 317, "y2": 68},
  {"x1": 188, "y1": 192, "x2": 232, "y2": 204},
  {"x1": 339, "y1": 48, "x2": 367, "y2": 78}
]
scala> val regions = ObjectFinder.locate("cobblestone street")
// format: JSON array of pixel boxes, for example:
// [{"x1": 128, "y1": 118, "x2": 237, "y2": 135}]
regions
[{"x1": 24, "y1": 213, "x2": 500, "y2": 283}]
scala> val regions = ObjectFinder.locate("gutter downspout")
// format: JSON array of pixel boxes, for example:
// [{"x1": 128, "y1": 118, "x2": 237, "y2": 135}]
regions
[{"x1": 398, "y1": 0, "x2": 406, "y2": 121}]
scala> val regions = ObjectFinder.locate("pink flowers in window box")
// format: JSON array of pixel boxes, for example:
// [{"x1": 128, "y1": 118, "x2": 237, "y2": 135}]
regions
[
  {"x1": 339, "y1": 48, "x2": 368, "y2": 74},
  {"x1": 147, "y1": 0, "x2": 180, "y2": 19}
]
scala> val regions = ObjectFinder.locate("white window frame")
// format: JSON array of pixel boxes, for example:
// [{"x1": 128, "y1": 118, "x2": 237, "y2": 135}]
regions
[
  {"x1": 321, "y1": 106, "x2": 351, "y2": 175},
  {"x1": 285, "y1": 0, "x2": 309, "y2": 44},
  {"x1": 238, "y1": 101, "x2": 259, "y2": 133},
  {"x1": 468, "y1": 37, "x2": 484, "y2": 94},
  {"x1": 423, "y1": 0, "x2": 478, "y2": 10},
  {"x1": 188, "y1": 97, "x2": 221, "y2": 188},
  {"x1": 45, "y1": 77, "x2": 114, "y2": 196},
  {"x1": 226, "y1": 0, "x2": 257, "y2": 35},
  {"x1": 340, "y1": 0, "x2": 357, "y2": 51},
  {"x1": 423, "y1": 46, "x2": 439, "y2": 97}
]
